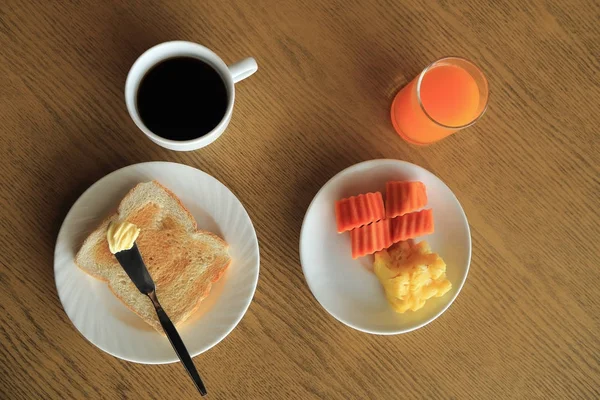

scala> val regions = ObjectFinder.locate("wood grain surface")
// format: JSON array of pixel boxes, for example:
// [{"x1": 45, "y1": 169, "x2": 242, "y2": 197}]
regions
[{"x1": 1, "y1": 0, "x2": 599, "y2": 399}]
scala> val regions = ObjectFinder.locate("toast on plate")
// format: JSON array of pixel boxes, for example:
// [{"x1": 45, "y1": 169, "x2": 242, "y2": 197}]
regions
[{"x1": 75, "y1": 181, "x2": 231, "y2": 332}]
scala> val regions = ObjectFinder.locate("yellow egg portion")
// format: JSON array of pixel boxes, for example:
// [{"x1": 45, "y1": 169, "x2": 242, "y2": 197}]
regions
[{"x1": 373, "y1": 241, "x2": 452, "y2": 313}]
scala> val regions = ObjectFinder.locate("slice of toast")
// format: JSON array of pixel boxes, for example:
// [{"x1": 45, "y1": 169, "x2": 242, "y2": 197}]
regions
[{"x1": 75, "y1": 181, "x2": 231, "y2": 332}]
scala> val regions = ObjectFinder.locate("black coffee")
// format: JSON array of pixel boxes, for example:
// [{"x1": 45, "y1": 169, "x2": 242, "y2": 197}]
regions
[{"x1": 137, "y1": 57, "x2": 228, "y2": 141}]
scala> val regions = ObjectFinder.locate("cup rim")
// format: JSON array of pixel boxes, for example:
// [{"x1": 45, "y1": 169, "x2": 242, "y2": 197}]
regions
[
  {"x1": 415, "y1": 56, "x2": 489, "y2": 130},
  {"x1": 125, "y1": 41, "x2": 235, "y2": 149}
]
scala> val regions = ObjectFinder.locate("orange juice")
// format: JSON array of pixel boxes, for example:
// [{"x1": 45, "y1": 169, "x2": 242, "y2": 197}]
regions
[{"x1": 391, "y1": 59, "x2": 487, "y2": 144}]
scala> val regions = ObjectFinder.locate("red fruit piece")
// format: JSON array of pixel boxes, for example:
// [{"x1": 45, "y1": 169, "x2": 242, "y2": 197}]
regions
[
  {"x1": 390, "y1": 209, "x2": 434, "y2": 243},
  {"x1": 335, "y1": 192, "x2": 385, "y2": 233},
  {"x1": 385, "y1": 181, "x2": 427, "y2": 219},
  {"x1": 351, "y1": 219, "x2": 393, "y2": 259}
]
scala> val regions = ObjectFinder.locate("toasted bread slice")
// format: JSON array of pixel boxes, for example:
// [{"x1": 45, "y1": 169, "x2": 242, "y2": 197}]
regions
[{"x1": 75, "y1": 181, "x2": 231, "y2": 332}]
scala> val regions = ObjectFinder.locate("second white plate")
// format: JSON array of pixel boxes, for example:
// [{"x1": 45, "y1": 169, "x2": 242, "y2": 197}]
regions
[
  {"x1": 300, "y1": 159, "x2": 471, "y2": 335},
  {"x1": 54, "y1": 162, "x2": 260, "y2": 363}
]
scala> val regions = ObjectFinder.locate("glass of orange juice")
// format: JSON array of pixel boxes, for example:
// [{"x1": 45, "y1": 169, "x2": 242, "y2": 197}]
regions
[{"x1": 391, "y1": 57, "x2": 489, "y2": 145}]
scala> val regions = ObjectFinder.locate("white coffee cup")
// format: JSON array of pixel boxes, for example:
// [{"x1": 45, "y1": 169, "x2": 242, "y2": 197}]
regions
[{"x1": 125, "y1": 41, "x2": 257, "y2": 151}]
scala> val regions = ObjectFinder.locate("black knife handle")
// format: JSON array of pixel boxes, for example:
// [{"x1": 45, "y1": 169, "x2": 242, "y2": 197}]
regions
[{"x1": 148, "y1": 291, "x2": 207, "y2": 396}]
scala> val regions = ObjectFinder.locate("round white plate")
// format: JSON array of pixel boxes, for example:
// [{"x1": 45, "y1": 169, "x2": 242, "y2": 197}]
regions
[
  {"x1": 54, "y1": 162, "x2": 260, "y2": 363},
  {"x1": 300, "y1": 159, "x2": 471, "y2": 335}
]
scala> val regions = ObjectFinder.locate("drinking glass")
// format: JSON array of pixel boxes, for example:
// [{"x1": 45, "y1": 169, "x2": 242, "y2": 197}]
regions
[{"x1": 391, "y1": 57, "x2": 489, "y2": 145}]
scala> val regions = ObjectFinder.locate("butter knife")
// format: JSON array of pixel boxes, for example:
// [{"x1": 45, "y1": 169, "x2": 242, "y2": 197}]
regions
[{"x1": 114, "y1": 243, "x2": 207, "y2": 396}]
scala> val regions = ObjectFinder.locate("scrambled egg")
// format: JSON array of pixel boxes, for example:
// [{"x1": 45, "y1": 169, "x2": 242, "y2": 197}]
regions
[{"x1": 374, "y1": 241, "x2": 451, "y2": 313}]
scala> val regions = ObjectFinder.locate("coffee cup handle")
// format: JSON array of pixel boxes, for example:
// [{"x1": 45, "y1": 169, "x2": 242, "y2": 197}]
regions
[{"x1": 228, "y1": 57, "x2": 258, "y2": 83}]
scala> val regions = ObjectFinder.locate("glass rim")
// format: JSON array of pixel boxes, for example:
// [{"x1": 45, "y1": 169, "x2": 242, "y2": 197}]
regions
[{"x1": 416, "y1": 56, "x2": 489, "y2": 130}]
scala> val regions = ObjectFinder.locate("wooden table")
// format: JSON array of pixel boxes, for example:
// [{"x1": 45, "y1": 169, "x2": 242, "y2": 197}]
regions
[{"x1": 1, "y1": 1, "x2": 598, "y2": 398}]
